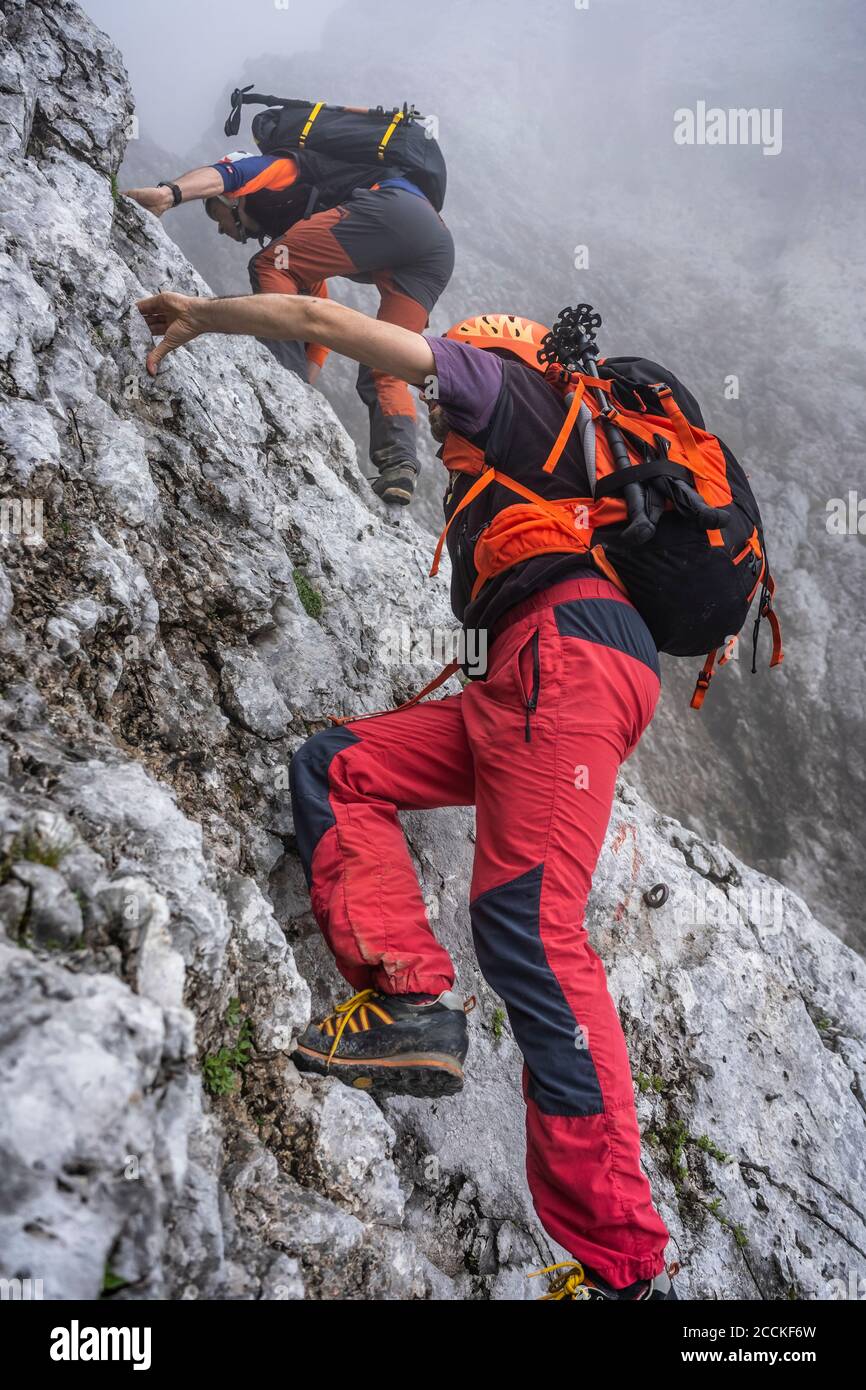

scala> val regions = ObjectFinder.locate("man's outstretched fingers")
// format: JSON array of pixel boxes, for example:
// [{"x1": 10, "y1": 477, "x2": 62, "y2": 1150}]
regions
[
  {"x1": 137, "y1": 293, "x2": 202, "y2": 376},
  {"x1": 145, "y1": 339, "x2": 171, "y2": 376}
]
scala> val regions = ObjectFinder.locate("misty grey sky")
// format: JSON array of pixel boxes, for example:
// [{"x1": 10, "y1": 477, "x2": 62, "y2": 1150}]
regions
[{"x1": 81, "y1": 0, "x2": 344, "y2": 149}]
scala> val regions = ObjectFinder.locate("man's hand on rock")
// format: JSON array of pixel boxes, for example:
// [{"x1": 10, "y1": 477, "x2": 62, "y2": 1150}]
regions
[
  {"x1": 124, "y1": 186, "x2": 174, "y2": 218},
  {"x1": 137, "y1": 292, "x2": 205, "y2": 375}
]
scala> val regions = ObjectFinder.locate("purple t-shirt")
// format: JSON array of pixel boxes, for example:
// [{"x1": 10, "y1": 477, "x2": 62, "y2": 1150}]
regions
[
  {"x1": 421, "y1": 333, "x2": 599, "y2": 634},
  {"x1": 425, "y1": 338, "x2": 505, "y2": 438}
]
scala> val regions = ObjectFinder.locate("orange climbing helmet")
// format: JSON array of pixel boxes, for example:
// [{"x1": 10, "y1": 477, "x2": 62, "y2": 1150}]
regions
[{"x1": 445, "y1": 313, "x2": 550, "y2": 372}]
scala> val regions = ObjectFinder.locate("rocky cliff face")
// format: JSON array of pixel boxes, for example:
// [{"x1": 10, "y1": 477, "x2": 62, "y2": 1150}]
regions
[
  {"x1": 123, "y1": 0, "x2": 866, "y2": 950},
  {"x1": 1, "y1": 0, "x2": 864, "y2": 1301}
]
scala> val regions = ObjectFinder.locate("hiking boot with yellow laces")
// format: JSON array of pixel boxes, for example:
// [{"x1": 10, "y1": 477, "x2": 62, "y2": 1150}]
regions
[
  {"x1": 292, "y1": 988, "x2": 471, "y2": 1098},
  {"x1": 530, "y1": 1261, "x2": 679, "y2": 1301}
]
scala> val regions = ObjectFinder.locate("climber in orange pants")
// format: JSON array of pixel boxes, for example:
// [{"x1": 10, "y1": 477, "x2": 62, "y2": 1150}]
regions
[
  {"x1": 126, "y1": 152, "x2": 454, "y2": 505},
  {"x1": 246, "y1": 192, "x2": 446, "y2": 502}
]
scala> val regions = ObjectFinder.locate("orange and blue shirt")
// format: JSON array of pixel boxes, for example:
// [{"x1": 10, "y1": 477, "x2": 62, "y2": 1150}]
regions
[
  {"x1": 214, "y1": 152, "x2": 300, "y2": 197},
  {"x1": 212, "y1": 152, "x2": 427, "y2": 202}
]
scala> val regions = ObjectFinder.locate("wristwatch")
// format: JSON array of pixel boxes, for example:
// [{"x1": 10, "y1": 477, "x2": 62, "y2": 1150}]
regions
[{"x1": 157, "y1": 181, "x2": 183, "y2": 206}]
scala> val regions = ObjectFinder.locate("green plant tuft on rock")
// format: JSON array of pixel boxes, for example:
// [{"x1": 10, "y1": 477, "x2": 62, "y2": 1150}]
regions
[
  {"x1": 0, "y1": 828, "x2": 75, "y2": 884},
  {"x1": 293, "y1": 568, "x2": 323, "y2": 620},
  {"x1": 696, "y1": 1133, "x2": 730, "y2": 1163},
  {"x1": 203, "y1": 1011, "x2": 254, "y2": 1097},
  {"x1": 102, "y1": 1266, "x2": 126, "y2": 1293}
]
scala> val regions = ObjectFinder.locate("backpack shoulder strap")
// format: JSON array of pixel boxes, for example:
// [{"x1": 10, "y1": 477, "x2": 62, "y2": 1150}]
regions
[
  {"x1": 542, "y1": 377, "x2": 587, "y2": 474},
  {"x1": 430, "y1": 469, "x2": 496, "y2": 576}
]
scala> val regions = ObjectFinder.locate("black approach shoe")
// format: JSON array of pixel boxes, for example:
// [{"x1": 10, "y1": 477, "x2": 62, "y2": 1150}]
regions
[
  {"x1": 531, "y1": 1261, "x2": 679, "y2": 1301},
  {"x1": 292, "y1": 988, "x2": 472, "y2": 1098},
  {"x1": 370, "y1": 462, "x2": 418, "y2": 506}
]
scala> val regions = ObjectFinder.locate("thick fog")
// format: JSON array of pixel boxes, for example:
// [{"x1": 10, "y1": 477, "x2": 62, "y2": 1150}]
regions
[
  {"x1": 82, "y1": 0, "x2": 345, "y2": 150},
  {"x1": 81, "y1": 0, "x2": 866, "y2": 946}
]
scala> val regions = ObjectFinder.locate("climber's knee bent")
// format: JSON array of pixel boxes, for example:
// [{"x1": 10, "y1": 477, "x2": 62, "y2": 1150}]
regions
[
  {"x1": 289, "y1": 725, "x2": 360, "y2": 888},
  {"x1": 248, "y1": 242, "x2": 302, "y2": 296},
  {"x1": 289, "y1": 706, "x2": 468, "y2": 995}
]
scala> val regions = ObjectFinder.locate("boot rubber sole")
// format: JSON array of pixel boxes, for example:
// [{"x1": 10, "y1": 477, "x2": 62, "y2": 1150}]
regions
[
  {"x1": 293, "y1": 1044, "x2": 465, "y2": 1098},
  {"x1": 381, "y1": 485, "x2": 414, "y2": 505}
]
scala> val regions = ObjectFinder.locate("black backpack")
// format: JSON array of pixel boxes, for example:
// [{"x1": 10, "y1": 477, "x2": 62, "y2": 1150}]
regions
[
  {"x1": 434, "y1": 308, "x2": 783, "y2": 710},
  {"x1": 224, "y1": 87, "x2": 447, "y2": 211}
]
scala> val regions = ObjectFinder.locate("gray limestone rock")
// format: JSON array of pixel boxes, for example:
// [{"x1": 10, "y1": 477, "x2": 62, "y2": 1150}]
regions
[{"x1": 0, "y1": 0, "x2": 862, "y2": 1303}]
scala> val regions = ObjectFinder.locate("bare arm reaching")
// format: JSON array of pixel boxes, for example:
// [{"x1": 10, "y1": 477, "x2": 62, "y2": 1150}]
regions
[
  {"x1": 137, "y1": 292, "x2": 436, "y2": 386},
  {"x1": 124, "y1": 167, "x2": 227, "y2": 218}
]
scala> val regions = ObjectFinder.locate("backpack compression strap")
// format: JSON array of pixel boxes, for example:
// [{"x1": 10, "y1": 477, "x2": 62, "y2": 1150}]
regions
[
  {"x1": 224, "y1": 87, "x2": 418, "y2": 138},
  {"x1": 690, "y1": 573, "x2": 783, "y2": 710},
  {"x1": 752, "y1": 573, "x2": 784, "y2": 671},
  {"x1": 378, "y1": 109, "x2": 405, "y2": 159},
  {"x1": 689, "y1": 649, "x2": 720, "y2": 710},
  {"x1": 299, "y1": 101, "x2": 325, "y2": 146}
]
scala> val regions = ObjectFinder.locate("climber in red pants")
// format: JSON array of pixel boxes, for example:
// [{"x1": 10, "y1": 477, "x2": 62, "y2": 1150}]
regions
[{"x1": 137, "y1": 290, "x2": 676, "y2": 1302}]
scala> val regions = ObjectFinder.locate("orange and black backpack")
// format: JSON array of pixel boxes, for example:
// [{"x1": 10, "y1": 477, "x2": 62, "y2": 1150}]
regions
[{"x1": 430, "y1": 306, "x2": 782, "y2": 710}]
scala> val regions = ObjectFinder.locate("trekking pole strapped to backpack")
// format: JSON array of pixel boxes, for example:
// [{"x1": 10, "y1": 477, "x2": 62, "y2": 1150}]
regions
[
  {"x1": 538, "y1": 306, "x2": 652, "y2": 543},
  {"x1": 538, "y1": 305, "x2": 730, "y2": 548}
]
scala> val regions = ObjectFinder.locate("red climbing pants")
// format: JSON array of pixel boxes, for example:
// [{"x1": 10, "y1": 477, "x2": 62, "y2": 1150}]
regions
[{"x1": 290, "y1": 576, "x2": 670, "y2": 1286}]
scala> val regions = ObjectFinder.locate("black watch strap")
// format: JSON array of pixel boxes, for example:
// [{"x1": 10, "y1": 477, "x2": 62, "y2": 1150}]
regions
[{"x1": 158, "y1": 181, "x2": 183, "y2": 206}]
